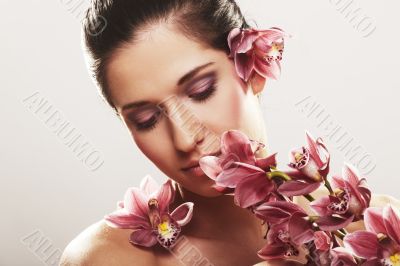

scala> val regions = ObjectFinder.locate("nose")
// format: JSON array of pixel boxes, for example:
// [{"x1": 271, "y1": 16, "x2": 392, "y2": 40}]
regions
[{"x1": 161, "y1": 96, "x2": 204, "y2": 154}]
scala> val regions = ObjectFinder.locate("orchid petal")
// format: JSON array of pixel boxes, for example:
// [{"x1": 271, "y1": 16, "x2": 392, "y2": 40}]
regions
[
  {"x1": 361, "y1": 259, "x2": 381, "y2": 266},
  {"x1": 283, "y1": 170, "x2": 309, "y2": 180},
  {"x1": 227, "y1": 28, "x2": 241, "y2": 53},
  {"x1": 255, "y1": 153, "x2": 277, "y2": 171},
  {"x1": 330, "y1": 175, "x2": 346, "y2": 189},
  {"x1": 342, "y1": 164, "x2": 361, "y2": 187},
  {"x1": 277, "y1": 180, "x2": 321, "y2": 197},
  {"x1": 257, "y1": 243, "x2": 286, "y2": 260},
  {"x1": 314, "y1": 231, "x2": 331, "y2": 251},
  {"x1": 129, "y1": 229, "x2": 157, "y2": 247},
  {"x1": 250, "y1": 72, "x2": 266, "y2": 94},
  {"x1": 289, "y1": 212, "x2": 314, "y2": 245},
  {"x1": 234, "y1": 52, "x2": 255, "y2": 82},
  {"x1": 358, "y1": 183, "x2": 372, "y2": 208},
  {"x1": 305, "y1": 131, "x2": 323, "y2": 167},
  {"x1": 310, "y1": 196, "x2": 333, "y2": 216},
  {"x1": 124, "y1": 187, "x2": 148, "y2": 217},
  {"x1": 236, "y1": 30, "x2": 259, "y2": 53},
  {"x1": 254, "y1": 201, "x2": 307, "y2": 224},
  {"x1": 156, "y1": 179, "x2": 175, "y2": 214},
  {"x1": 253, "y1": 56, "x2": 273, "y2": 79},
  {"x1": 305, "y1": 132, "x2": 330, "y2": 172},
  {"x1": 383, "y1": 205, "x2": 400, "y2": 244},
  {"x1": 234, "y1": 173, "x2": 274, "y2": 208},
  {"x1": 221, "y1": 130, "x2": 254, "y2": 164},
  {"x1": 104, "y1": 209, "x2": 149, "y2": 230},
  {"x1": 171, "y1": 202, "x2": 194, "y2": 227},
  {"x1": 317, "y1": 214, "x2": 355, "y2": 231},
  {"x1": 254, "y1": 205, "x2": 293, "y2": 224},
  {"x1": 258, "y1": 28, "x2": 287, "y2": 42},
  {"x1": 199, "y1": 155, "x2": 222, "y2": 180},
  {"x1": 139, "y1": 175, "x2": 160, "y2": 196},
  {"x1": 343, "y1": 178, "x2": 368, "y2": 214},
  {"x1": 216, "y1": 162, "x2": 264, "y2": 188},
  {"x1": 364, "y1": 207, "x2": 386, "y2": 235},
  {"x1": 343, "y1": 231, "x2": 379, "y2": 259}
]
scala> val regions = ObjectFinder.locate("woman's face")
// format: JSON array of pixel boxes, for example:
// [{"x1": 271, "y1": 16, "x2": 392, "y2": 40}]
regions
[{"x1": 106, "y1": 25, "x2": 268, "y2": 197}]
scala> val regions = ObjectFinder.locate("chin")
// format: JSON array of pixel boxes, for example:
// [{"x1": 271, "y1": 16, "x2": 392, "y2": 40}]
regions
[
  {"x1": 182, "y1": 178, "x2": 225, "y2": 198},
  {"x1": 196, "y1": 187, "x2": 224, "y2": 198}
]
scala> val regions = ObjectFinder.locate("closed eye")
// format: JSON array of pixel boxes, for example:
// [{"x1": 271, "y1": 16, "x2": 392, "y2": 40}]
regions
[
  {"x1": 189, "y1": 82, "x2": 217, "y2": 102},
  {"x1": 126, "y1": 108, "x2": 162, "y2": 132},
  {"x1": 186, "y1": 73, "x2": 218, "y2": 103}
]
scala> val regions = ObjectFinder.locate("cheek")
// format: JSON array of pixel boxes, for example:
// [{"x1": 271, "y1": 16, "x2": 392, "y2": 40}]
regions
[
  {"x1": 189, "y1": 77, "x2": 247, "y2": 135},
  {"x1": 131, "y1": 127, "x2": 175, "y2": 172}
]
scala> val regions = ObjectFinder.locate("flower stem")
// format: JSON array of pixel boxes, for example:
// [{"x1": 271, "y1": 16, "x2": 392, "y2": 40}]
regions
[
  {"x1": 324, "y1": 178, "x2": 335, "y2": 195},
  {"x1": 304, "y1": 194, "x2": 315, "y2": 202},
  {"x1": 333, "y1": 230, "x2": 346, "y2": 240},
  {"x1": 267, "y1": 170, "x2": 292, "y2": 181}
]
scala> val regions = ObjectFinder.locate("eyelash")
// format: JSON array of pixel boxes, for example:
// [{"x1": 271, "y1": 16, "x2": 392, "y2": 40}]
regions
[
  {"x1": 133, "y1": 81, "x2": 217, "y2": 132},
  {"x1": 134, "y1": 110, "x2": 161, "y2": 132},
  {"x1": 189, "y1": 81, "x2": 217, "y2": 103}
]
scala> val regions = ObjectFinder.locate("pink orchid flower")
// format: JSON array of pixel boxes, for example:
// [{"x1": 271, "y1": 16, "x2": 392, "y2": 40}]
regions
[
  {"x1": 227, "y1": 27, "x2": 290, "y2": 91},
  {"x1": 288, "y1": 131, "x2": 330, "y2": 181},
  {"x1": 277, "y1": 131, "x2": 330, "y2": 197},
  {"x1": 344, "y1": 205, "x2": 400, "y2": 266},
  {"x1": 310, "y1": 164, "x2": 371, "y2": 231},
  {"x1": 199, "y1": 130, "x2": 277, "y2": 208},
  {"x1": 254, "y1": 201, "x2": 316, "y2": 261},
  {"x1": 258, "y1": 211, "x2": 314, "y2": 261},
  {"x1": 104, "y1": 175, "x2": 194, "y2": 249}
]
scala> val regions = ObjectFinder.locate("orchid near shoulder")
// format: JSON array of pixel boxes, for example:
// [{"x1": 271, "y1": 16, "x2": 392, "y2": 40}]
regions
[{"x1": 104, "y1": 175, "x2": 194, "y2": 249}]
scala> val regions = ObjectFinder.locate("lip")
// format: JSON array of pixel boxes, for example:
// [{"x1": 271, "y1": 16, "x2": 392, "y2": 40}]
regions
[{"x1": 181, "y1": 150, "x2": 222, "y2": 176}]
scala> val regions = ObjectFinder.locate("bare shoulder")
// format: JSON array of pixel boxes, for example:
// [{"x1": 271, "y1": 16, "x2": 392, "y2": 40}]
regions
[{"x1": 60, "y1": 219, "x2": 156, "y2": 266}]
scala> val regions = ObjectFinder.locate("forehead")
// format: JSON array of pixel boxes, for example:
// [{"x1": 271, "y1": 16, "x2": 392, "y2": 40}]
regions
[{"x1": 106, "y1": 25, "x2": 223, "y2": 113}]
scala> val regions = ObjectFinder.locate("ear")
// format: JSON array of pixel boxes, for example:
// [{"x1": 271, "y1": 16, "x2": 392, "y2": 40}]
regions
[{"x1": 250, "y1": 72, "x2": 267, "y2": 95}]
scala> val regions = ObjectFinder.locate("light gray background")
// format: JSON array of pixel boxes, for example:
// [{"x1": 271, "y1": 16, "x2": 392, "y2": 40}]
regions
[{"x1": 1, "y1": 0, "x2": 399, "y2": 265}]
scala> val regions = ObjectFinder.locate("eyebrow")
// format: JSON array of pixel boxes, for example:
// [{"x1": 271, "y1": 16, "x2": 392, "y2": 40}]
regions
[{"x1": 120, "y1": 61, "x2": 215, "y2": 112}]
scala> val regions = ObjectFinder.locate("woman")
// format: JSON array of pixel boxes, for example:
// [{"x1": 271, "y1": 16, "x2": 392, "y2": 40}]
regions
[{"x1": 61, "y1": 0, "x2": 400, "y2": 265}]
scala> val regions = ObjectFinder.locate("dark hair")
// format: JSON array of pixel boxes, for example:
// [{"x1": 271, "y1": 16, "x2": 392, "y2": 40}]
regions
[{"x1": 83, "y1": 0, "x2": 251, "y2": 116}]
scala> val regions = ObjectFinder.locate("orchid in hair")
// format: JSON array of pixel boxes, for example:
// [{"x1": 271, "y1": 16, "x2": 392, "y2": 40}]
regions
[
  {"x1": 104, "y1": 175, "x2": 194, "y2": 249},
  {"x1": 227, "y1": 26, "x2": 291, "y2": 92}
]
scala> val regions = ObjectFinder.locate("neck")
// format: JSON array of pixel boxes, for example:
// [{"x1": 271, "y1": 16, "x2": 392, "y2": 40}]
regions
[{"x1": 172, "y1": 182, "x2": 267, "y2": 244}]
